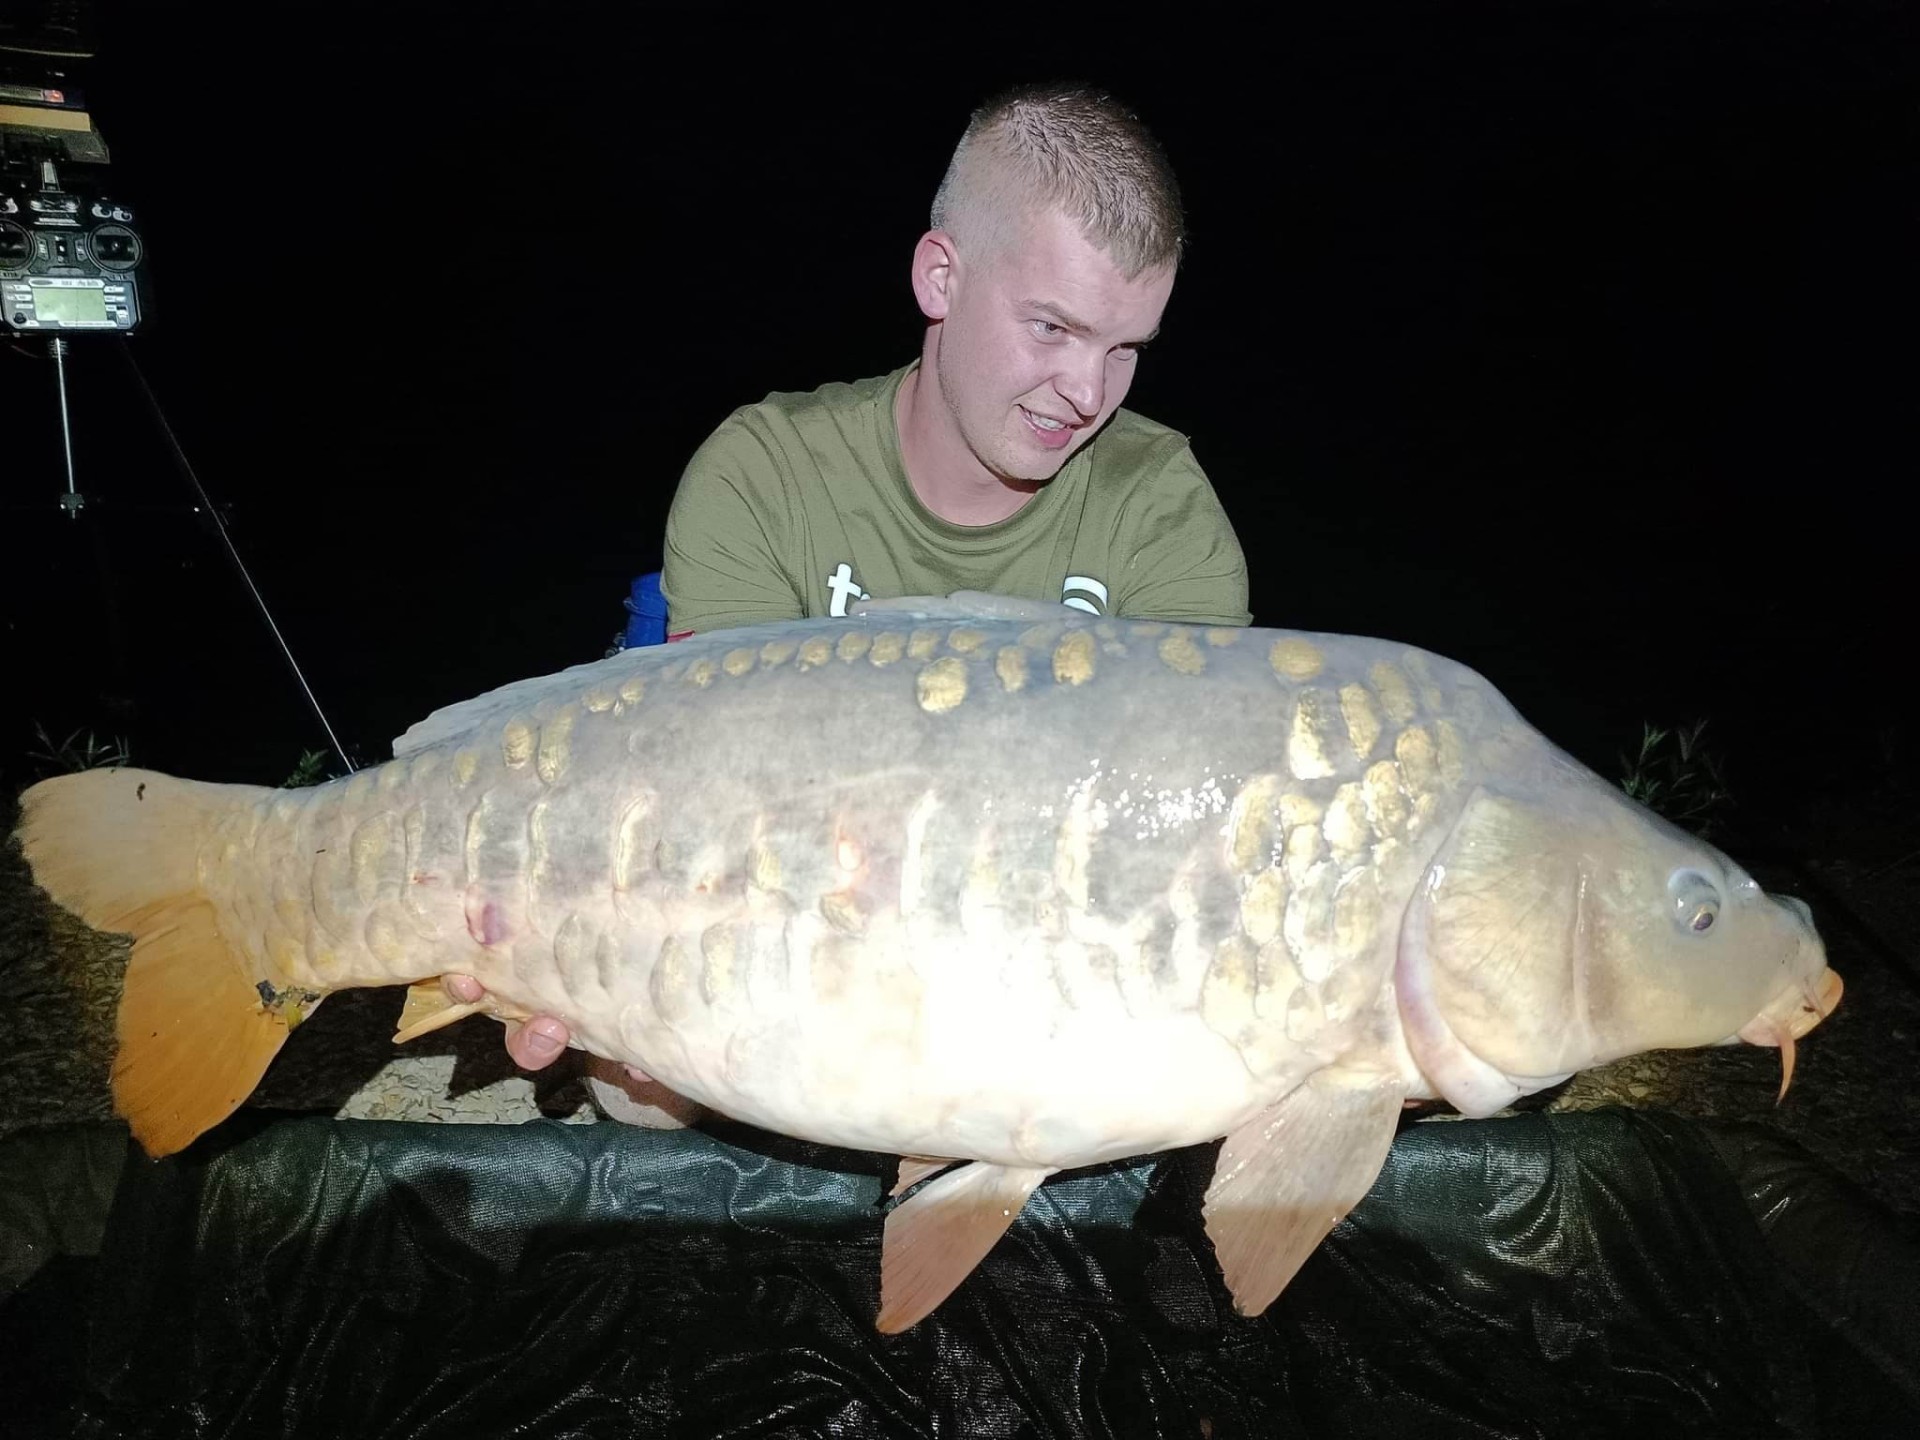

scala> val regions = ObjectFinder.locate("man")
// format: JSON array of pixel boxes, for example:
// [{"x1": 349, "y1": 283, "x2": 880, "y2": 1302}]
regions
[{"x1": 450, "y1": 80, "x2": 1250, "y2": 1076}]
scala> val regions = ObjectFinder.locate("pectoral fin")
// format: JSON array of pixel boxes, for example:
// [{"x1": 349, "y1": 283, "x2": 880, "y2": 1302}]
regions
[
  {"x1": 1203, "y1": 1070, "x2": 1406, "y2": 1317},
  {"x1": 877, "y1": 1159, "x2": 1052, "y2": 1333}
]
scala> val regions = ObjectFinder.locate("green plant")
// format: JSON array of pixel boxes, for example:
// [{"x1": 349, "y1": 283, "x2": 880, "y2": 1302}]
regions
[
  {"x1": 1619, "y1": 718, "x2": 1731, "y2": 838},
  {"x1": 282, "y1": 748, "x2": 338, "y2": 788},
  {"x1": 26, "y1": 721, "x2": 130, "y2": 776}
]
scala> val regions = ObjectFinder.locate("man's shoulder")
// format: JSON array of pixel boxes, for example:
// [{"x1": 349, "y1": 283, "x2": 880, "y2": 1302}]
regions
[
  {"x1": 1083, "y1": 402, "x2": 1213, "y2": 491},
  {"x1": 715, "y1": 364, "x2": 909, "y2": 437},
  {"x1": 1098, "y1": 401, "x2": 1192, "y2": 452}
]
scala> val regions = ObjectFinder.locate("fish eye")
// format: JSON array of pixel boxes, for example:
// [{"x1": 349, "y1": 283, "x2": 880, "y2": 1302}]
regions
[{"x1": 1668, "y1": 869, "x2": 1722, "y2": 935}]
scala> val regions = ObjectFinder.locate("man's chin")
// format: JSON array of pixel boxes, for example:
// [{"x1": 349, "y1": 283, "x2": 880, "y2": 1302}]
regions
[
  {"x1": 989, "y1": 441, "x2": 1075, "y2": 488},
  {"x1": 985, "y1": 461, "x2": 1058, "y2": 494}
]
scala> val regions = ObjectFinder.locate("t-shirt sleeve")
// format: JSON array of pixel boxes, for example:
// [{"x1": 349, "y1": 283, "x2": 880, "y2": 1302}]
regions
[
  {"x1": 659, "y1": 417, "x2": 807, "y2": 636},
  {"x1": 1110, "y1": 442, "x2": 1253, "y2": 626}
]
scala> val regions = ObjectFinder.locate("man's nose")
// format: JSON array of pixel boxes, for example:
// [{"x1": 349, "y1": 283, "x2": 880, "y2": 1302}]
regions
[{"x1": 1055, "y1": 361, "x2": 1104, "y2": 420}]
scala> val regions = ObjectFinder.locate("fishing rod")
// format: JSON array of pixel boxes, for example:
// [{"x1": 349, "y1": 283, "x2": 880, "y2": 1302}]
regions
[{"x1": 114, "y1": 340, "x2": 359, "y2": 776}]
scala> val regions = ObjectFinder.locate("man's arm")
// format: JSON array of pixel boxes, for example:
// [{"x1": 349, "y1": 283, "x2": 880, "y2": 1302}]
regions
[{"x1": 657, "y1": 420, "x2": 806, "y2": 639}]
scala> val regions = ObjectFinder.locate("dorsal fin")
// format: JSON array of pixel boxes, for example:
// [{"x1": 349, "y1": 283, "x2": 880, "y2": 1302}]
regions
[
  {"x1": 849, "y1": 590, "x2": 1071, "y2": 622},
  {"x1": 390, "y1": 596, "x2": 1069, "y2": 758}
]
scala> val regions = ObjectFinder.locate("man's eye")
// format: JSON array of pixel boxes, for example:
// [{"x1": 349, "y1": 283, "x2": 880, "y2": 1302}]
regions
[{"x1": 1031, "y1": 320, "x2": 1063, "y2": 338}]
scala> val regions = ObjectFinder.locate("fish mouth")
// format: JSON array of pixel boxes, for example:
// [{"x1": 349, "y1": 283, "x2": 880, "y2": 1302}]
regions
[{"x1": 1735, "y1": 968, "x2": 1844, "y2": 1104}]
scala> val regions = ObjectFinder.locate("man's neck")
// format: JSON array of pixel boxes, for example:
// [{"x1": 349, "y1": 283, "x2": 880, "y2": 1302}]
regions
[{"x1": 895, "y1": 363, "x2": 1042, "y2": 528}]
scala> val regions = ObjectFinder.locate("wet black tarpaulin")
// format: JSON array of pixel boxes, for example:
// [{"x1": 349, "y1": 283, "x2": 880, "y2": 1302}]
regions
[{"x1": 6, "y1": 1106, "x2": 1918, "y2": 1438}]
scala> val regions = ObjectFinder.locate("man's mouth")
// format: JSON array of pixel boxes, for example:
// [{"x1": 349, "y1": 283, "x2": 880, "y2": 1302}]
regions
[{"x1": 1020, "y1": 406, "x2": 1077, "y2": 449}]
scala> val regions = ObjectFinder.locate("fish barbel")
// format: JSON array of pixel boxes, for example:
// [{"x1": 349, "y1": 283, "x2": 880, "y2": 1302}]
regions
[{"x1": 13, "y1": 593, "x2": 1841, "y2": 1331}]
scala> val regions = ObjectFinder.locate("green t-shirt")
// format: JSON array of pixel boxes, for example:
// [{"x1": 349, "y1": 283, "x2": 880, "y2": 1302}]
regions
[{"x1": 659, "y1": 360, "x2": 1250, "y2": 637}]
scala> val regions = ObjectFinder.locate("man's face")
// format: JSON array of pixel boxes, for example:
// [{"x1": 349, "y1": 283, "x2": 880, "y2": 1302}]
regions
[{"x1": 930, "y1": 207, "x2": 1175, "y2": 485}]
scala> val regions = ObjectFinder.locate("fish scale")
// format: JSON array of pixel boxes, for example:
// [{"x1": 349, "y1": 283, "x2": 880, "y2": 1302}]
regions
[
  {"x1": 205, "y1": 612, "x2": 1428, "y2": 1159},
  {"x1": 13, "y1": 592, "x2": 1841, "y2": 1333},
  {"x1": 356, "y1": 609, "x2": 1445, "y2": 1161}
]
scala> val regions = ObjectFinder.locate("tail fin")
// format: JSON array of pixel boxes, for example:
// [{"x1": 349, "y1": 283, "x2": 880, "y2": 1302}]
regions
[{"x1": 16, "y1": 766, "x2": 297, "y2": 1157}]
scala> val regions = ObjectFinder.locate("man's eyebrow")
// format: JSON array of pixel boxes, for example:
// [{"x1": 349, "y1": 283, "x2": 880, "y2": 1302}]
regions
[{"x1": 1021, "y1": 298, "x2": 1159, "y2": 347}]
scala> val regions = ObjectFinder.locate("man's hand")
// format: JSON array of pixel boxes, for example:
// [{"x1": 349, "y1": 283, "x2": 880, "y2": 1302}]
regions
[{"x1": 441, "y1": 974, "x2": 650, "y2": 1080}]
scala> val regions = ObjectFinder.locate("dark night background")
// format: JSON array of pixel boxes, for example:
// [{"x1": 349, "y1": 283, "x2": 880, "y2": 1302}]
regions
[
  {"x1": 2, "y1": 2, "x2": 1913, "y2": 855},
  {"x1": 6, "y1": 13, "x2": 1920, "y2": 1430}
]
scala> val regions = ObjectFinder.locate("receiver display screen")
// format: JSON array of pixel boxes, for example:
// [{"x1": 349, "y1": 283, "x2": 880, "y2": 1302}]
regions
[{"x1": 37, "y1": 286, "x2": 108, "y2": 324}]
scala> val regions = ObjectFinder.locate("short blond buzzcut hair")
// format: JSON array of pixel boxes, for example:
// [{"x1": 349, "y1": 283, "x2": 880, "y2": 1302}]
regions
[{"x1": 929, "y1": 82, "x2": 1186, "y2": 281}]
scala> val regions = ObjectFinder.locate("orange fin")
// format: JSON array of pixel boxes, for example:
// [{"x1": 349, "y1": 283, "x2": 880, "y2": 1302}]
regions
[
  {"x1": 877, "y1": 1159, "x2": 1051, "y2": 1333},
  {"x1": 110, "y1": 897, "x2": 309, "y2": 1157},
  {"x1": 889, "y1": 1154, "x2": 962, "y2": 1197},
  {"x1": 16, "y1": 767, "x2": 299, "y2": 1157},
  {"x1": 1202, "y1": 1070, "x2": 1406, "y2": 1317},
  {"x1": 392, "y1": 978, "x2": 484, "y2": 1043}
]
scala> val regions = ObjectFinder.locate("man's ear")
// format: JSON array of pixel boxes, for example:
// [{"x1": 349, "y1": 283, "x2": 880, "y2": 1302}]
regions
[{"x1": 910, "y1": 229, "x2": 959, "y2": 321}]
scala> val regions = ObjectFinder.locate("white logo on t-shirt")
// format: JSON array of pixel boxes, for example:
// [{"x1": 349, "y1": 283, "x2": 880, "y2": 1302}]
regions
[
  {"x1": 1062, "y1": 575, "x2": 1109, "y2": 615},
  {"x1": 827, "y1": 562, "x2": 870, "y2": 617}
]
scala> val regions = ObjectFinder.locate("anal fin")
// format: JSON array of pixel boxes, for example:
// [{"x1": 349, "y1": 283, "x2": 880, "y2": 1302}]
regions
[
  {"x1": 392, "y1": 978, "x2": 484, "y2": 1043},
  {"x1": 877, "y1": 1159, "x2": 1052, "y2": 1333},
  {"x1": 1203, "y1": 1069, "x2": 1406, "y2": 1318}
]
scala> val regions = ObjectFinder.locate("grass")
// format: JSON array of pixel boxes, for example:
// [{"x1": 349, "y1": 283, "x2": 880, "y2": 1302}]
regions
[
  {"x1": 18, "y1": 720, "x2": 346, "y2": 794},
  {"x1": 1619, "y1": 718, "x2": 1731, "y2": 840},
  {"x1": 24, "y1": 722, "x2": 129, "y2": 778},
  {"x1": 281, "y1": 748, "x2": 339, "y2": 788}
]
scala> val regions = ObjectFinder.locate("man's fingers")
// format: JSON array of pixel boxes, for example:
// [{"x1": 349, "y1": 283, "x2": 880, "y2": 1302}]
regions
[
  {"x1": 441, "y1": 976, "x2": 574, "y2": 1072},
  {"x1": 506, "y1": 1015, "x2": 571, "y2": 1071}
]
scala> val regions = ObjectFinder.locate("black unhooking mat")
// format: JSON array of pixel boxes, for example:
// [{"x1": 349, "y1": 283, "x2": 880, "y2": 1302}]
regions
[{"x1": 2, "y1": 1106, "x2": 1917, "y2": 1439}]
